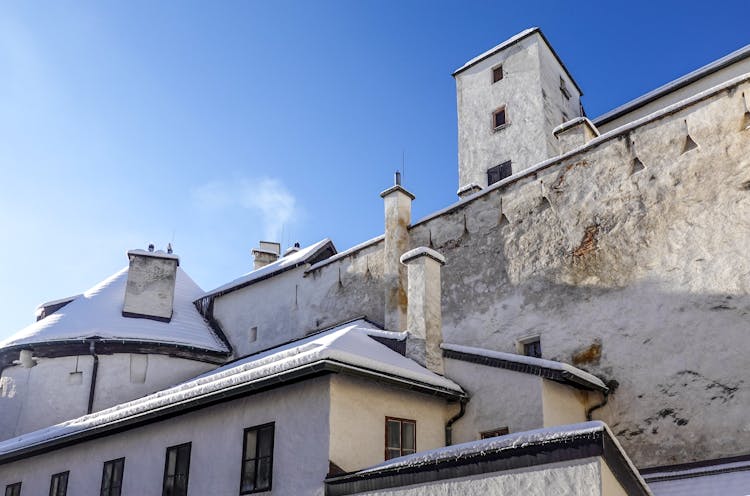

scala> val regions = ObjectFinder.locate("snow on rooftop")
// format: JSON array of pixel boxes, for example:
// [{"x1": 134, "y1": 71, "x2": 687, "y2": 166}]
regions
[
  {"x1": 202, "y1": 238, "x2": 334, "y2": 297},
  {"x1": 442, "y1": 343, "x2": 607, "y2": 390},
  {"x1": 0, "y1": 321, "x2": 462, "y2": 458},
  {"x1": 453, "y1": 27, "x2": 538, "y2": 75},
  {"x1": 0, "y1": 267, "x2": 228, "y2": 353},
  {"x1": 356, "y1": 421, "x2": 608, "y2": 475}
]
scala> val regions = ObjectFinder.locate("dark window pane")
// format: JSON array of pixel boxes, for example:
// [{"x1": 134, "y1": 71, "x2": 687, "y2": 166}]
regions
[
  {"x1": 487, "y1": 161, "x2": 512, "y2": 186},
  {"x1": 258, "y1": 427, "x2": 273, "y2": 457},
  {"x1": 50, "y1": 472, "x2": 68, "y2": 496},
  {"x1": 386, "y1": 420, "x2": 400, "y2": 448},
  {"x1": 244, "y1": 429, "x2": 257, "y2": 460},
  {"x1": 257, "y1": 456, "x2": 272, "y2": 489},
  {"x1": 241, "y1": 460, "x2": 256, "y2": 491},
  {"x1": 494, "y1": 109, "x2": 506, "y2": 128},
  {"x1": 163, "y1": 444, "x2": 190, "y2": 496},
  {"x1": 493, "y1": 66, "x2": 503, "y2": 83},
  {"x1": 524, "y1": 340, "x2": 541, "y2": 358},
  {"x1": 241, "y1": 423, "x2": 274, "y2": 493},
  {"x1": 5, "y1": 483, "x2": 22, "y2": 496},
  {"x1": 386, "y1": 448, "x2": 401, "y2": 460}
]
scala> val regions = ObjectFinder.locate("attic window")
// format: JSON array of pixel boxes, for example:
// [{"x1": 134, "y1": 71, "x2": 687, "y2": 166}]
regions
[
  {"x1": 487, "y1": 161, "x2": 512, "y2": 186},
  {"x1": 560, "y1": 76, "x2": 571, "y2": 100},
  {"x1": 492, "y1": 107, "x2": 507, "y2": 130},
  {"x1": 492, "y1": 65, "x2": 503, "y2": 83},
  {"x1": 480, "y1": 427, "x2": 509, "y2": 439}
]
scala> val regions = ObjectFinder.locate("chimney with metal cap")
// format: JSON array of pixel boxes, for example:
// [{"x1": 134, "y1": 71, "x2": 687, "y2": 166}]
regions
[
  {"x1": 381, "y1": 171, "x2": 414, "y2": 331},
  {"x1": 122, "y1": 245, "x2": 179, "y2": 322}
]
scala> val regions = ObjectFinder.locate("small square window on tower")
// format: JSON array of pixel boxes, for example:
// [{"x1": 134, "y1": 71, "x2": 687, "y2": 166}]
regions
[
  {"x1": 492, "y1": 65, "x2": 503, "y2": 83},
  {"x1": 524, "y1": 338, "x2": 542, "y2": 358},
  {"x1": 492, "y1": 106, "x2": 507, "y2": 130}
]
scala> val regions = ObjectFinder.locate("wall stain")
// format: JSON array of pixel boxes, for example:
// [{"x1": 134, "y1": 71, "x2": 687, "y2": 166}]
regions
[{"x1": 572, "y1": 225, "x2": 599, "y2": 257}]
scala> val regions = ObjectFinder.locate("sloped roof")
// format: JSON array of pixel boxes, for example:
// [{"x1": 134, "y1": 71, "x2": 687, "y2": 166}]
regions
[
  {"x1": 442, "y1": 343, "x2": 608, "y2": 392},
  {"x1": 643, "y1": 455, "x2": 750, "y2": 496},
  {"x1": 0, "y1": 266, "x2": 229, "y2": 354},
  {"x1": 201, "y1": 238, "x2": 336, "y2": 298},
  {"x1": 0, "y1": 320, "x2": 463, "y2": 464}
]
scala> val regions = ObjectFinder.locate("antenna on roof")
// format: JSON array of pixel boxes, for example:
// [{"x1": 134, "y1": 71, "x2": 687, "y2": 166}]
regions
[
  {"x1": 167, "y1": 243, "x2": 173, "y2": 254},
  {"x1": 148, "y1": 243, "x2": 155, "y2": 252}
]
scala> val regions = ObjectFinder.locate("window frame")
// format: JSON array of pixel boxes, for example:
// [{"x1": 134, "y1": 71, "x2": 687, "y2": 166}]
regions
[
  {"x1": 49, "y1": 471, "x2": 69, "y2": 496},
  {"x1": 100, "y1": 457, "x2": 125, "y2": 496},
  {"x1": 480, "y1": 427, "x2": 510, "y2": 439},
  {"x1": 491, "y1": 64, "x2": 503, "y2": 83},
  {"x1": 491, "y1": 106, "x2": 508, "y2": 131},
  {"x1": 487, "y1": 161, "x2": 512, "y2": 186},
  {"x1": 239, "y1": 422, "x2": 275, "y2": 495},
  {"x1": 385, "y1": 416, "x2": 417, "y2": 460},
  {"x1": 523, "y1": 339, "x2": 542, "y2": 358},
  {"x1": 162, "y1": 442, "x2": 191, "y2": 496},
  {"x1": 5, "y1": 482, "x2": 21, "y2": 496}
]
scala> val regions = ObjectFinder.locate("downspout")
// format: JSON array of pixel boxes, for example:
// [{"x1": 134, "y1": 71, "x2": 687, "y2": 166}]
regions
[
  {"x1": 87, "y1": 341, "x2": 99, "y2": 414},
  {"x1": 445, "y1": 397, "x2": 468, "y2": 446},
  {"x1": 586, "y1": 390, "x2": 610, "y2": 421}
]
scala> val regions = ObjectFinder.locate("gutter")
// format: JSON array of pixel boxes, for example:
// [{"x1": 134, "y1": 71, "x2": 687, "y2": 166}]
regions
[
  {"x1": 444, "y1": 397, "x2": 468, "y2": 446},
  {"x1": 87, "y1": 341, "x2": 99, "y2": 414},
  {"x1": 0, "y1": 359, "x2": 463, "y2": 465}
]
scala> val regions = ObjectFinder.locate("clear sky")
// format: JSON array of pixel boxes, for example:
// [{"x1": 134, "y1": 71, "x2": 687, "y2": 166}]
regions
[{"x1": 1, "y1": 1, "x2": 747, "y2": 340}]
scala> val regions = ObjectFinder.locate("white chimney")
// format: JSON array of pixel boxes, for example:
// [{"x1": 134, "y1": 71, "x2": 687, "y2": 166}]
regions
[
  {"x1": 400, "y1": 247, "x2": 446, "y2": 374},
  {"x1": 252, "y1": 241, "x2": 281, "y2": 269},
  {"x1": 122, "y1": 248, "x2": 179, "y2": 322},
  {"x1": 381, "y1": 172, "x2": 414, "y2": 331}
]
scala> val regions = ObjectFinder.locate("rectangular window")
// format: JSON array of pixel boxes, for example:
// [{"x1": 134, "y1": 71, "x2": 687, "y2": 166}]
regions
[
  {"x1": 240, "y1": 423, "x2": 275, "y2": 494},
  {"x1": 101, "y1": 458, "x2": 125, "y2": 496},
  {"x1": 492, "y1": 65, "x2": 503, "y2": 83},
  {"x1": 492, "y1": 107, "x2": 507, "y2": 130},
  {"x1": 480, "y1": 427, "x2": 510, "y2": 439},
  {"x1": 5, "y1": 483, "x2": 21, "y2": 496},
  {"x1": 487, "y1": 161, "x2": 512, "y2": 186},
  {"x1": 560, "y1": 76, "x2": 571, "y2": 100},
  {"x1": 49, "y1": 472, "x2": 68, "y2": 496},
  {"x1": 162, "y1": 443, "x2": 191, "y2": 496},
  {"x1": 385, "y1": 417, "x2": 416, "y2": 460},
  {"x1": 524, "y1": 339, "x2": 542, "y2": 358}
]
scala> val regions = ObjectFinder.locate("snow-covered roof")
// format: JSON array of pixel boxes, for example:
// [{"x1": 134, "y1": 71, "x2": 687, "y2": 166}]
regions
[
  {"x1": 0, "y1": 267, "x2": 229, "y2": 354},
  {"x1": 643, "y1": 456, "x2": 750, "y2": 496},
  {"x1": 202, "y1": 238, "x2": 336, "y2": 298},
  {"x1": 0, "y1": 320, "x2": 463, "y2": 463},
  {"x1": 594, "y1": 43, "x2": 750, "y2": 126},
  {"x1": 442, "y1": 343, "x2": 608, "y2": 391},
  {"x1": 327, "y1": 421, "x2": 652, "y2": 496},
  {"x1": 452, "y1": 27, "x2": 583, "y2": 95}
]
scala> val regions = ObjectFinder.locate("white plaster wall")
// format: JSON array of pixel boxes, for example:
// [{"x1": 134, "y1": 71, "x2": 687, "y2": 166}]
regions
[
  {"x1": 456, "y1": 35, "x2": 548, "y2": 189},
  {"x1": 0, "y1": 377, "x2": 331, "y2": 496},
  {"x1": 443, "y1": 358, "x2": 544, "y2": 443},
  {"x1": 214, "y1": 240, "x2": 386, "y2": 358},
  {"x1": 351, "y1": 458, "x2": 603, "y2": 496},
  {"x1": 597, "y1": 58, "x2": 750, "y2": 133},
  {"x1": 328, "y1": 375, "x2": 449, "y2": 473},
  {"x1": 538, "y1": 41, "x2": 583, "y2": 157},
  {"x1": 0, "y1": 354, "x2": 216, "y2": 442},
  {"x1": 92, "y1": 354, "x2": 214, "y2": 412},
  {"x1": 541, "y1": 380, "x2": 588, "y2": 427},
  {"x1": 408, "y1": 78, "x2": 750, "y2": 466}
]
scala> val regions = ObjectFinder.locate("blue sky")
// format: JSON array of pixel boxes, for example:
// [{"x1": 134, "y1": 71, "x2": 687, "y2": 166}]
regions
[{"x1": 1, "y1": 1, "x2": 747, "y2": 340}]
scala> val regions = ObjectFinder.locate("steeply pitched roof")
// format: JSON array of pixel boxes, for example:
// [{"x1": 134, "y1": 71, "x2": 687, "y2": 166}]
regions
[
  {"x1": 642, "y1": 455, "x2": 750, "y2": 496},
  {"x1": 201, "y1": 238, "x2": 336, "y2": 298},
  {"x1": 0, "y1": 320, "x2": 463, "y2": 464},
  {"x1": 0, "y1": 267, "x2": 229, "y2": 354}
]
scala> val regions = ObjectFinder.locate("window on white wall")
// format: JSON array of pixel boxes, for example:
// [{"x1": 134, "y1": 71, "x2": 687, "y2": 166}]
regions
[
  {"x1": 248, "y1": 326, "x2": 258, "y2": 344},
  {"x1": 240, "y1": 422, "x2": 274, "y2": 493},
  {"x1": 385, "y1": 417, "x2": 416, "y2": 460},
  {"x1": 517, "y1": 335, "x2": 542, "y2": 358},
  {"x1": 162, "y1": 443, "x2": 191, "y2": 496},
  {"x1": 5, "y1": 482, "x2": 21, "y2": 496},
  {"x1": 101, "y1": 458, "x2": 125, "y2": 496},
  {"x1": 50, "y1": 471, "x2": 69, "y2": 496}
]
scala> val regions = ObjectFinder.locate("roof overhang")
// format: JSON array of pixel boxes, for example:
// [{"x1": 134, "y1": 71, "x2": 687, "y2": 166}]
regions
[{"x1": 0, "y1": 358, "x2": 463, "y2": 466}]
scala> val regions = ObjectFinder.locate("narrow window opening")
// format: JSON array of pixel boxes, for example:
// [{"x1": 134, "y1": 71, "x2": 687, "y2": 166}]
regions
[
  {"x1": 101, "y1": 458, "x2": 125, "y2": 496},
  {"x1": 492, "y1": 65, "x2": 503, "y2": 83},
  {"x1": 130, "y1": 354, "x2": 148, "y2": 384},
  {"x1": 523, "y1": 338, "x2": 542, "y2": 358},
  {"x1": 487, "y1": 161, "x2": 512, "y2": 186},
  {"x1": 560, "y1": 76, "x2": 571, "y2": 100},
  {"x1": 240, "y1": 422, "x2": 275, "y2": 494},
  {"x1": 5, "y1": 483, "x2": 22, "y2": 496},
  {"x1": 162, "y1": 443, "x2": 191, "y2": 496},
  {"x1": 480, "y1": 427, "x2": 510, "y2": 439},
  {"x1": 49, "y1": 471, "x2": 69, "y2": 496},
  {"x1": 492, "y1": 107, "x2": 507, "y2": 130},
  {"x1": 248, "y1": 326, "x2": 258, "y2": 344},
  {"x1": 385, "y1": 417, "x2": 416, "y2": 460}
]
